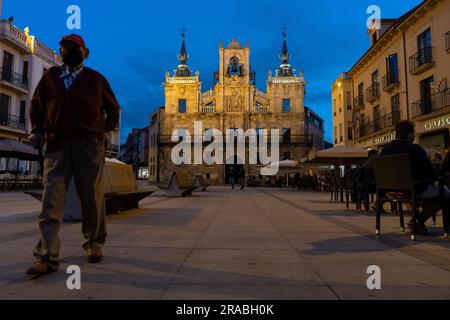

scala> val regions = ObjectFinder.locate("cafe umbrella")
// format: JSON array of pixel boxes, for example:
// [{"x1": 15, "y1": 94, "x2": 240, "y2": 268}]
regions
[
  {"x1": 262, "y1": 159, "x2": 300, "y2": 186},
  {"x1": 303, "y1": 146, "x2": 369, "y2": 165}
]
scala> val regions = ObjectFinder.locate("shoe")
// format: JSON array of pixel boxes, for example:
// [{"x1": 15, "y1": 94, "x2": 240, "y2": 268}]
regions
[
  {"x1": 407, "y1": 220, "x2": 429, "y2": 236},
  {"x1": 26, "y1": 260, "x2": 59, "y2": 276},
  {"x1": 87, "y1": 246, "x2": 103, "y2": 264}
]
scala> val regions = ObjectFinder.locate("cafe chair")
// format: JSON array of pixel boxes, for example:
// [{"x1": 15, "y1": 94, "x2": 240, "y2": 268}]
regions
[{"x1": 371, "y1": 154, "x2": 438, "y2": 241}]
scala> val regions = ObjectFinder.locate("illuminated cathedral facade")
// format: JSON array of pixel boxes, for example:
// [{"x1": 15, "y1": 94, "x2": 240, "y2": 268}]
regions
[{"x1": 149, "y1": 32, "x2": 316, "y2": 184}]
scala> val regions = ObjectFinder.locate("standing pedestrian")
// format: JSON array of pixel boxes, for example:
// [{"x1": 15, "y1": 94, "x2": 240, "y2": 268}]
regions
[
  {"x1": 443, "y1": 146, "x2": 450, "y2": 174},
  {"x1": 239, "y1": 166, "x2": 246, "y2": 190},
  {"x1": 229, "y1": 165, "x2": 236, "y2": 190},
  {"x1": 26, "y1": 34, "x2": 121, "y2": 275}
]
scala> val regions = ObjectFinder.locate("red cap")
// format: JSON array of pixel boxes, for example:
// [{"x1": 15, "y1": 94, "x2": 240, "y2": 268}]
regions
[{"x1": 59, "y1": 34, "x2": 87, "y2": 49}]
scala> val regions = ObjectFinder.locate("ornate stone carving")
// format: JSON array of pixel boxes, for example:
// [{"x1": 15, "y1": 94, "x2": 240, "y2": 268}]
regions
[
  {"x1": 225, "y1": 92, "x2": 243, "y2": 112},
  {"x1": 224, "y1": 74, "x2": 245, "y2": 85},
  {"x1": 227, "y1": 39, "x2": 242, "y2": 49}
]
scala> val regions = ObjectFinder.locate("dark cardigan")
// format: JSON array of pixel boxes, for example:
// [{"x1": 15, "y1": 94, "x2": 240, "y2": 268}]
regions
[{"x1": 30, "y1": 66, "x2": 121, "y2": 154}]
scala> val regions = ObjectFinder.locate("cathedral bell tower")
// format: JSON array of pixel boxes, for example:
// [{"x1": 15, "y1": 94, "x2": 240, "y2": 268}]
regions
[
  {"x1": 267, "y1": 31, "x2": 306, "y2": 114},
  {"x1": 163, "y1": 30, "x2": 201, "y2": 114},
  {"x1": 215, "y1": 39, "x2": 255, "y2": 115}
]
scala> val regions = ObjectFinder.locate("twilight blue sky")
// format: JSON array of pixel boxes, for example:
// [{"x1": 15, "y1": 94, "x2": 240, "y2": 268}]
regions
[{"x1": 3, "y1": 0, "x2": 422, "y2": 143}]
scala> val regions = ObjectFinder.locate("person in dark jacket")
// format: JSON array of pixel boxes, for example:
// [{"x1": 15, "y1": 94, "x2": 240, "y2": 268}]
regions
[
  {"x1": 239, "y1": 166, "x2": 246, "y2": 190},
  {"x1": 442, "y1": 147, "x2": 450, "y2": 192},
  {"x1": 26, "y1": 34, "x2": 121, "y2": 275},
  {"x1": 441, "y1": 147, "x2": 450, "y2": 174},
  {"x1": 429, "y1": 151, "x2": 444, "y2": 173},
  {"x1": 229, "y1": 165, "x2": 236, "y2": 190},
  {"x1": 361, "y1": 149, "x2": 379, "y2": 211},
  {"x1": 380, "y1": 121, "x2": 449, "y2": 235}
]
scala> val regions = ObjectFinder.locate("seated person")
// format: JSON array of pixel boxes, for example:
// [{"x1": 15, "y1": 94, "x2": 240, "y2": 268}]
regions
[
  {"x1": 442, "y1": 147, "x2": 450, "y2": 175},
  {"x1": 380, "y1": 120, "x2": 449, "y2": 235},
  {"x1": 429, "y1": 151, "x2": 444, "y2": 173},
  {"x1": 442, "y1": 147, "x2": 450, "y2": 190},
  {"x1": 361, "y1": 149, "x2": 379, "y2": 210}
]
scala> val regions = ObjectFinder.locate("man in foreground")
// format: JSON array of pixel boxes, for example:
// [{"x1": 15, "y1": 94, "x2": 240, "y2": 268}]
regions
[{"x1": 27, "y1": 34, "x2": 121, "y2": 275}]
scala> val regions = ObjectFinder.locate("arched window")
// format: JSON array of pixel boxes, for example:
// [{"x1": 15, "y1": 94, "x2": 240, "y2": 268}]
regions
[{"x1": 228, "y1": 57, "x2": 242, "y2": 76}]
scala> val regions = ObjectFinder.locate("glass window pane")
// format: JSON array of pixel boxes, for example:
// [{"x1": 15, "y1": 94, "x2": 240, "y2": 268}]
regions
[
  {"x1": 179, "y1": 99, "x2": 187, "y2": 113},
  {"x1": 282, "y1": 99, "x2": 291, "y2": 113}
]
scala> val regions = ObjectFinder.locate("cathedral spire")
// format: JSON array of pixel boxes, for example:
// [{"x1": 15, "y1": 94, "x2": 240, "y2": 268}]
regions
[
  {"x1": 175, "y1": 27, "x2": 192, "y2": 77},
  {"x1": 279, "y1": 29, "x2": 291, "y2": 65},
  {"x1": 276, "y1": 27, "x2": 295, "y2": 78},
  {"x1": 178, "y1": 28, "x2": 188, "y2": 64}
]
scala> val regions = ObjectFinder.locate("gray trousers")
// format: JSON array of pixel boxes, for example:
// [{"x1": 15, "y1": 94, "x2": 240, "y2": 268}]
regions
[{"x1": 34, "y1": 136, "x2": 107, "y2": 263}]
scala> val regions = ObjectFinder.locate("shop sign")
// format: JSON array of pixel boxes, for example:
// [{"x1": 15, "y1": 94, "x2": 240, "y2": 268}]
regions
[
  {"x1": 361, "y1": 131, "x2": 396, "y2": 148},
  {"x1": 424, "y1": 115, "x2": 450, "y2": 131}
]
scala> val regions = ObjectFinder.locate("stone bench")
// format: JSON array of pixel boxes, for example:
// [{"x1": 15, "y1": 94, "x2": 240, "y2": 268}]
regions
[
  {"x1": 25, "y1": 159, "x2": 156, "y2": 221},
  {"x1": 193, "y1": 175, "x2": 210, "y2": 192},
  {"x1": 158, "y1": 171, "x2": 199, "y2": 197}
]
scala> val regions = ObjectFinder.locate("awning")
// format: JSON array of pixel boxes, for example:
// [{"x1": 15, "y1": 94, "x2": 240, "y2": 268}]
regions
[
  {"x1": 303, "y1": 146, "x2": 369, "y2": 165},
  {"x1": 267, "y1": 159, "x2": 299, "y2": 168}
]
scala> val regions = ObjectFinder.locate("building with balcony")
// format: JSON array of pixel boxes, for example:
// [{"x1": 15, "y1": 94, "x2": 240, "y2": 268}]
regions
[
  {"x1": 0, "y1": 16, "x2": 122, "y2": 169},
  {"x1": 332, "y1": 0, "x2": 450, "y2": 154},
  {"x1": 149, "y1": 32, "x2": 316, "y2": 184},
  {"x1": 404, "y1": 0, "x2": 450, "y2": 154},
  {"x1": 120, "y1": 126, "x2": 149, "y2": 179},
  {"x1": 304, "y1": 106, "x2": 325, "y2": 152},
  {"x1": 105, "y1": 132, "x2": 121, "y2": 159},
  {"x1": 0, "y1": 18, "x2": 62, "y2": 173},
  {"x1": 148, "y1": 107, "x2": 164, "y2": 183},
  {"x1": 332, "y1": 72, "x2": 354, "y2": 147},
  {"x1": 105, "y1": 109, "x2": 122, "y2": 159}
]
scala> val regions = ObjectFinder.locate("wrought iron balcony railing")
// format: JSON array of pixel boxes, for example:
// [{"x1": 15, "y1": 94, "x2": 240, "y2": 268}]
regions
[
  {"x1": 0, "y1": 67, "x2": 29, "y2": 91},
  {"x1": 411, "y1": 89, "x2": 450, "y2": 119},
  {"x1": 382, "y1": 70, "x2": 400, "y2": 91},
  {"x1": 409, "y1": 47, "x2": 435, "y2": 75},
  {"x1": 355, "y1": 111, "x2": 401, "y2": 140},
  {"x1": 366, "y1": 83, "x2": 380, "y2": 103},
  {"x1": 0, "y1": 113, "x2": 26, "y2": 130}
]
